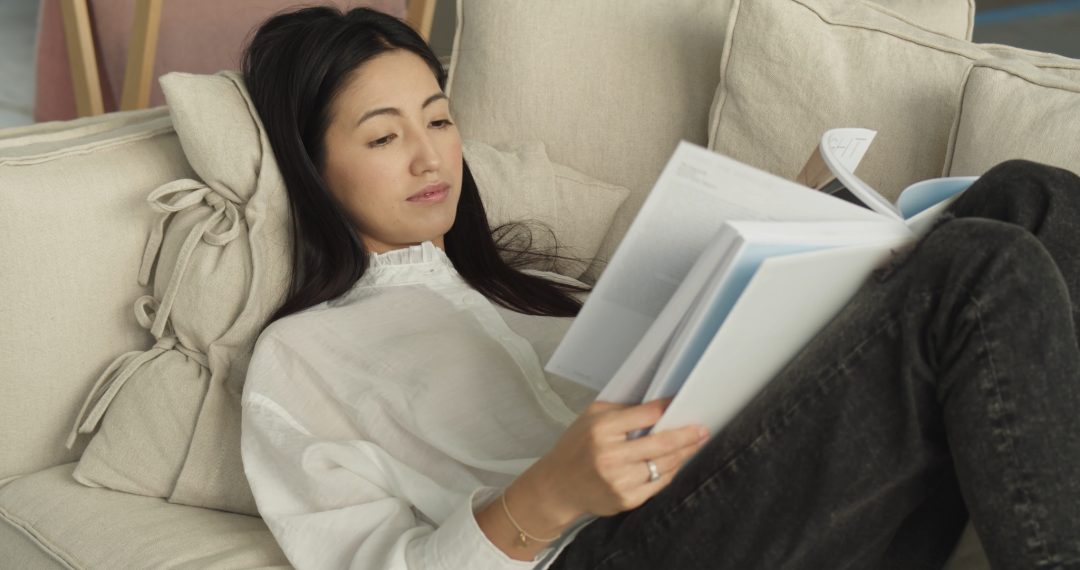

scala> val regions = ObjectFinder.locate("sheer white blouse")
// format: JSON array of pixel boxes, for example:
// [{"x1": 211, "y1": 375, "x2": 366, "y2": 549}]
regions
[{"x1": 240, "y1": 240, "x2": 601, "y2": 569}]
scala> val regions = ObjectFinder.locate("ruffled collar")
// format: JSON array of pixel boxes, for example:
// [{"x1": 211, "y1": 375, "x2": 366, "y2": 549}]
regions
[
  {"x1": 366, "y1": 240, "x2": 452, "y2": 268},
  {"x1": 340, "y1": 240, "x2": 461, "y2": 294}
]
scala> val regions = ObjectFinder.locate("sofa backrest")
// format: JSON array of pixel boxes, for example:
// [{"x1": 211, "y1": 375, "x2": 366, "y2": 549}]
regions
[
  {"x1": 0, "y1": 107, "x2": 193, "y2": 481},
  {"x1": 445, "y1": 0, "x2": 975, "y2": 283}
]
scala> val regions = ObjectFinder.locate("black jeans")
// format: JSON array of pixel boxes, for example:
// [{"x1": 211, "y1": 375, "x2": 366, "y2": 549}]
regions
[{"x1": 550, "y1": 160, "x2": 1080, "y2": 569}]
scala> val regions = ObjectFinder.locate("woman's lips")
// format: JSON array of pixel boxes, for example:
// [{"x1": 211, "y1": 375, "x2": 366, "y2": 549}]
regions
[{"x1": 407, "y1": 183, "x2": 450, "y2": 203}]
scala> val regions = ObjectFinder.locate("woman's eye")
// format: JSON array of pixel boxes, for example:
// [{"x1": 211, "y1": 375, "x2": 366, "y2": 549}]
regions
[
  {"x1": 430, "y1": 119, "x2": 454, "y2": 129},
  {"x1": 368, "y1": 134, "x2": 396, "y2": 148}
]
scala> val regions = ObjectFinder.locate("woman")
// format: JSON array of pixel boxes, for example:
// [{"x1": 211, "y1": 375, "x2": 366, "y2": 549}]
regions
[{"x1": 238, "y1": 6, "x2": 1080, "y2": 569}]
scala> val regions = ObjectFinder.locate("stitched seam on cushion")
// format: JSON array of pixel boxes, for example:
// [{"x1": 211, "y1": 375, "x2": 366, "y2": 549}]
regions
[
  {"x1": 0, "y1": 108, "x2": 170, "y2": 149},
  {"x1": 860, "y1": 1, "x2": 960, "y2": 38},
  {"x1": 980, "y1": 43, "x2": 1080, "y2": 71},
  {"x1": 551, "y1": 172, "x2": 626, "y2": 194},
  {"x1": 0, "y1": 125, "x2": 177, "y2": 167},
  {"x1": 942, "y1": 63, "x2": 976, "y2": 176},
  {"x1": 708, "y1": 0, "x2": 742, "y2": 147},
  {"x1": 0, "y1": 504, "x2": 82, "y2": 569},
  {"x1": 971, "y1": 61, "x2": 1080, "y2": 94},
  {"x1": 790, "y1": 0, "x2": 986, "y2": 61}
]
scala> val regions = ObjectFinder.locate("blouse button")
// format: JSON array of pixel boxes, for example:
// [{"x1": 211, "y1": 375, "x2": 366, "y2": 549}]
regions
[{"x1": 537, "y1": 383, "x2": 549, "y2": 392}]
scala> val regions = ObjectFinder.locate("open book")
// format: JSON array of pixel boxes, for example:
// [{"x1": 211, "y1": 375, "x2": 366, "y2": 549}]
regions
[{"x1": 545, "y1": 129, "x2": 977, "y2": 438}]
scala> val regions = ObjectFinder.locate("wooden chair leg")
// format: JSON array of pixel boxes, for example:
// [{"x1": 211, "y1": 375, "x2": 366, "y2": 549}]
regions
[
  {"x1": 406, "y1": 0, "x2": 437, "y2": 41},
  {"x1": 59, "y1": 0, "x2": 104, "y2": 117},
  {"x1": 120, "y1": 0, "x2": 164, "y2": 111}
]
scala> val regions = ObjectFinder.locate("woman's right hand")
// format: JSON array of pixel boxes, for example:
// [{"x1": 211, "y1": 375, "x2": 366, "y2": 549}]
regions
[{"x1": 518, "y1": 397, "x2": 710, "y2": 526}]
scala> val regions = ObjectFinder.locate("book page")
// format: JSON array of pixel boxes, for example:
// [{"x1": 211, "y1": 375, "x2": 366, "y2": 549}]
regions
[
  {"x1": 545, "y1": 141, "x2": 890, "y2": 393},
  {"x1": 817, "y1": 128, "x2": 903, "y2": 221},
  {"x1": 651, "y1": 239, "x2": 910, "y2": 436},
  {"x1": 638, "y1": 219, "x2": 914, "y2": 411}
]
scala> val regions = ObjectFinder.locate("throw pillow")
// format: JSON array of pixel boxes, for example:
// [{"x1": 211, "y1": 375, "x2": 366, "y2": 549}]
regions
[
  {"x1": 66, "y1": 70, "x2": 293, "y2": 516},
  {"x1": 944, "y1": 58, "x2": 1080, "y2": 178},
  {"x1": 707, "y1": 0, "x2": 997, "y2": 204},
  {"x1": 463, "y1": 140, "x2": 630, "y2": 278}
]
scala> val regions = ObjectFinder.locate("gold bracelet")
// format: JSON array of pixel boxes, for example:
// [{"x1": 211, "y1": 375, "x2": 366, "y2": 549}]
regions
[{"x1": 499, "y1": 491, "x2": 561, "y2": 547}]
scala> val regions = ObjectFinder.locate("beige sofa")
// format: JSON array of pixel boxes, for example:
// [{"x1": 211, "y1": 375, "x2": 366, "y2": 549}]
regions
[{"x1": 4, "y1": 0, "x2": 1080, "y2": 568}]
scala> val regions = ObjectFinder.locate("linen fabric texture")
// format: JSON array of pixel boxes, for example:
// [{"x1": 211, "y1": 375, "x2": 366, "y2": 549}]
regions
[
  {"x1": 0, "y1": 108, "x2": 195, "y2": 482},
  {"x1": 463, "y1": 139, "x2": 630, "y2": 279},
  {"x1": 65, "y1": 70, "x2": 293, "y2": 515},
  {"x1": 64, "y1": 72, "x2": 629, "y2": 516},
  {"x1": 0, "y1": 463, "x2": 289, "y2": 569},
  {"x1": 945, "y1": 58, "x2": 1080, "y2": 178},
  {"x1": 708, "y1": 0, "x2": 1001, "y2": 204},
  {"x1": 241, "y1": 242, "x2": 598, "y2": 569},
  {"x1": 708, "y1": 0, "x2": 1080, "y2": 205},
  {"x1": 445, "y1": 0, "x2": 973, "y2": 283}
]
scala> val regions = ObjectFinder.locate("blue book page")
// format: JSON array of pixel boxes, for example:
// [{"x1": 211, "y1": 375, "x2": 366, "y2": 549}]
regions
[
  {"x1": 897, "y1": 177, "x2": 979, "y2": 219},
  {"x1": 638, "y1": 241, "x2": 837, "y2": 416}
]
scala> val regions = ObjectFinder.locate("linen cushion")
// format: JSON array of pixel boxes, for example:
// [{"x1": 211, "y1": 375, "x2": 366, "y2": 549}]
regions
[
  {"x1": 945, "y1": 58, "x2": 1080, "y2": 178},
  {"x1": 0, "y1": 108, "x2": 194, "y2": 482},
  {"x1": 0, "y1": 463, "x2": 288, "y2": 569},
  {"x1": 977, "y1": 43, "x2": 1080, "y2": 83},
  {"x1": 706, "y1": 0, "x2": 1004, "y2": 204},
  {"x1": 464, "y1": 139, "x2": 630, "y2": 278},
  {"x1": 445, "y1": 0, "x2": 974, "y2": 282},
  {"x1": 66, "y1": 70, "x2": 293, "y2": 516}
]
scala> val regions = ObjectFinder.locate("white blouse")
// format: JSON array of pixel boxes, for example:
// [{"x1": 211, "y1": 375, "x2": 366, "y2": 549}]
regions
[{"x1": 240, "y1": 241, "x2": 601, "y2": 570}]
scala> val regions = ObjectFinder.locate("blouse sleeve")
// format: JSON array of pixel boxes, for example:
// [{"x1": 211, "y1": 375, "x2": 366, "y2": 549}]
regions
[{"x1": 239, "y1": 336, "x2": 555, "y2": 570}]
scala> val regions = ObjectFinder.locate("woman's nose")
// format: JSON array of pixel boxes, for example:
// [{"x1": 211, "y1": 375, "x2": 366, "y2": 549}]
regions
[{"x1": 411, "y1": 131, "x2": 442, "y2": 175}]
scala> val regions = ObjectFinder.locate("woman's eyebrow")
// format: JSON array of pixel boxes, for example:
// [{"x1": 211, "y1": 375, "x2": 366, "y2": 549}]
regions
[{"x1": 356, "y1": 93, "x2": 448, "y2": 126}]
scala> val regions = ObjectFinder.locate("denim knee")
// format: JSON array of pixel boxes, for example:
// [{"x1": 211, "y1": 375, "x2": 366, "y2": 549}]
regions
[
  {"x1": 970, "y1": 159, "x2": 1080, "y2": 209},
  {"x1": 879, "y1": 217, "x2": 1061, "y2": 291},
  {"x1": 982, "y1": 158, "x2": 1078, "y2": 185}
]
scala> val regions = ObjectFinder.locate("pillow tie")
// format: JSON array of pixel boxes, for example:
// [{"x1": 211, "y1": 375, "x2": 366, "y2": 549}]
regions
[
  {"x1": 138, "y1": 179, "x2": 244, "y2": 287},
  {"x1": 65, "y1": 331, "x2": 209, "y2": 450},
  {"x1": 137, "y1": 179, "x2": 245, "y2": 339}
]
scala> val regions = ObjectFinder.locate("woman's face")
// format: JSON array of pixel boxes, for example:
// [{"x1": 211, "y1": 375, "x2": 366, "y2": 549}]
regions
[{"x1": 321, "y1": 49, "x2": 462, "y2": 254}]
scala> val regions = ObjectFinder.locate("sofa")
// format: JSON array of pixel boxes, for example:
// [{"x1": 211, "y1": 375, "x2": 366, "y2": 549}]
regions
[{"x1": 3, "y1": 0, "x2": 1080, "y2": 568}]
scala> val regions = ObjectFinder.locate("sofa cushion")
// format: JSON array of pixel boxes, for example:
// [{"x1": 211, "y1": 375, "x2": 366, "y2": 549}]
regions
[
  {"x1": 463, "y1": 140, "x2": 630, "y2": 278},
  {"x1": 0, "y1": 463, "x2": 289, "y2": 569},
  {"x1": 0, "y1": 108, "x2": 194, "y2": 482},
  {"x1": 445, "y1": 0, "x2": 973, "y2": 282},
  {"x1": 65, "y1": 70, "x2": 292, "y2": 516},
  {"x1": 706, "y1": 0, "x2": 1080, "y2": 204},
  {"x1": 707, "y1": 0, "x2": 1006, "y2": 204},
  {"x1": 978, "y1": 44, "x2": 1080, "y2": 83},
  {"x1": 945, "y1": 58, "x2": 1080, "y2": 178}
]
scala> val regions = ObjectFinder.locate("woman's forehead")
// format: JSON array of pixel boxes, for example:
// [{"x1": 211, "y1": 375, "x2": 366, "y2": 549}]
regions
[{"x1": 339, "y1": 51, "x2": 442, "y2": 108}]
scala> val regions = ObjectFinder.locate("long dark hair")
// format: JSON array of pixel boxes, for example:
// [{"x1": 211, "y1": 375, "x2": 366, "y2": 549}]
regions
[{"x1": 241, "y1": 6, "x2": 589, "y2": 327}]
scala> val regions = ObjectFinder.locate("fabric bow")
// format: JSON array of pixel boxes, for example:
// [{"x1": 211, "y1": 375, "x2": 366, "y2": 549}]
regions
[
  {"x1": 65, "y1": 296, "x2": 210, "y2": 449},
  {"x1": 137, "y1": 179, "x2": 244, "y2": 338}
]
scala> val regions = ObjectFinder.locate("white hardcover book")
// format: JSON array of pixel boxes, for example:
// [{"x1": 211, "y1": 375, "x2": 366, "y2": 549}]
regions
[{"x1": 545, "y1": 134, "x2": 979, "y2": 438}]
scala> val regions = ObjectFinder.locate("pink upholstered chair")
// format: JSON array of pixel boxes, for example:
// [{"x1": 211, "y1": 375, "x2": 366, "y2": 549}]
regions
[{"x1": 34, "y1": 0, "x2": 412, "y2": 122}]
